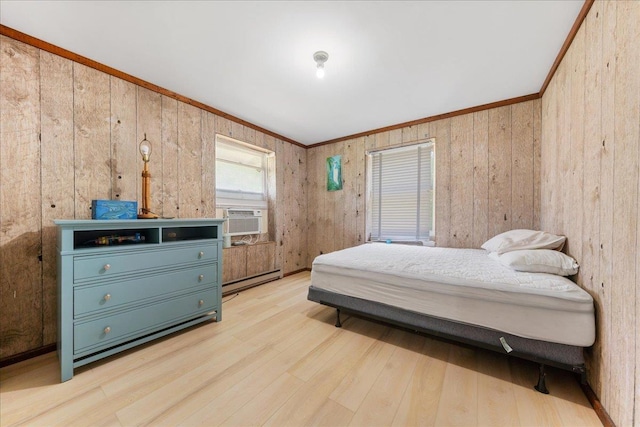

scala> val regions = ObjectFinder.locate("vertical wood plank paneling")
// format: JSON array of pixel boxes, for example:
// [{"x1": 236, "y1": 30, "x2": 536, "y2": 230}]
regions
[
  {"x1": 222, "y1": 246, "x2": 246, "y2": 283},
  {"x1": 177, "y1": 102, "x2": 202, "y2": 218},
  {"x1": 296, "y1": 145, "x2": 308, "y2": 270},
  {"x1": 362, "y1": 134, "x2": 377, "y2": 245},
  {"x1": 74, "y1": 63, "x2": 111, "y2": 219},
  {"x1": 433, "y1": 119, "x2": 451, "y2": 247},
  {"x1": 40, "y1": 51, "x2": 74, "y2": 346},
  {"x1": 243, "y1": 126, "x2": 256, "y2": 146},
  {"x1": 355, "y1": 136, "x2": 366, "y2": 246},
  {"x1": 137, "y1": 87, "x2": 162, "y2": 217},
  {"x1": 598, "y1": 0, "x2": 616, "y2": 411},
  {"x1": 449, "y1": 115, "x2": 473, "y2": 247},
  {"x1": 215, "y1": 116, "x2": 232, "y2": 138},
  {"x1": 511, "y1": 101, "x2": 534, "y2": 230},
  {"x1": 306, "y1": 146, "x2": 318, "y2": 266},
  {"x1": 283, "y1": 143, "x2": 295, "y2": 273},
  {"x1": 230, "y1": 121, "x2": 243, "y2": 140},
  {"x1": 0, "y1": 36, "x2": 42, "y2": 357},
  {"x1": 332, "y1": 141, "x2": 345, "y2": 252},
  {"x1": 610, "y1": 2, "x2": 638, "y2": 424},
  {"x1": 246, "y1": 242, "x2": 276, "y2": 277},
  {"x1": 161, "y1": 96, "x2": 179, "y2": 219},
  {"x1": 582, "y1": 0, "x2": 603, "y2": 395},
  {"x1": 558, "y1": 59, "x2": 572, "y2": 238},
  {"x1": 290, "y1": 143, "x2": 303, "y2": 263},
  {"x1": 487, "y1": 106, "x2": 511, "y2": 237},
  {"x1": 540, "y1": 80, "x2": 555, "y2": 233},
  {"x1": 274, "y1": 138, "x2": 285, "y2": 270},
  {"x1": 253, "y1": 129, "x2": 266, "y2": 150},
  {"x1": 567, "y1": 27, "x2": 586, "y2": 263},
  {"x1": 265, "y1": 135, "x2": 277, "y2": 257},
  {"x1": 375, "y1": 131, "x2": 391, "y2": 150},
  {"x1": 540, "y1": 1, "x2": 640, "y2": 424},
  {"x1": 310, "y1": 145, "x2": 321, "y2": 259},
  {"x1": 343, "y1": 138, "x2": 358, "y2": 248},
  {"x1": 472, "y1": 111, "x2": 489, "y2": 247},
  {"x1": 110, "y1": 77, "x2": 137, "y2": 204},
  {"x1": 532, "y1": 98, "x2": 542, "y2": 230},
  {"x1": 402, "y1": 125, "x2": 418, "y2": 144},
  {"x1": 389, "y1": 128, "x2": 402, "y2": 146},
  {"x1": 321, "y1": 145, "x2": 332, "y2": 255},
  {"x1": 201, "y1": 112, "x2": 216, "y2": 218}
]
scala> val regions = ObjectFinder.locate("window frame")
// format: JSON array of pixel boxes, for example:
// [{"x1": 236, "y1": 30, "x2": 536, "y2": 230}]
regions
[
  {"x1": 365, "y1": 139, "x2": 436, "y2": 245},
  {"x1": 215, "y1": 134, "x2": 273, "y2": 209}
]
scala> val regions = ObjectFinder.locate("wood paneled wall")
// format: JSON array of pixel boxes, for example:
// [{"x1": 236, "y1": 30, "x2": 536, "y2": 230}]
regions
[
  {"x1": 306, "y1": 99, "x2": 541, "y2": 265},
  {"x1": 0, "y1": 35, "x2": 307, "y2": 359},
  {"x1": 540, "y1": 1, "x2": 639, "y2": 425}
]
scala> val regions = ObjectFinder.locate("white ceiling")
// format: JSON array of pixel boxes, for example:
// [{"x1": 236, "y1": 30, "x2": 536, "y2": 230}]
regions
[{"x1": 0, "y1": 1, "x2": 583, "y2": 145}]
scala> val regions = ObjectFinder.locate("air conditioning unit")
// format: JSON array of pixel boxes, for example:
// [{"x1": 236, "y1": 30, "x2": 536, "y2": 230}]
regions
[{"x1": 223, "y1": 209, "x2": 263, "y2": 236}]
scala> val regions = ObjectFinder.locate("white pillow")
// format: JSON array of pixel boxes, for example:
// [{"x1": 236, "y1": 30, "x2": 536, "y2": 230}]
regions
[
  {"x1": 481, "y1": 229, "x2": 566, "y2": 255},
  {"x1": 492, "y1": 249, "x2": 579, "y2": 276}
]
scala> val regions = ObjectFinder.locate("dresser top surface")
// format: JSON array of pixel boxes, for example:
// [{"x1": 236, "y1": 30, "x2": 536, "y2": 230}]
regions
[{"x1": 55, "y1": 218, "x2": 225, "y2": 228}]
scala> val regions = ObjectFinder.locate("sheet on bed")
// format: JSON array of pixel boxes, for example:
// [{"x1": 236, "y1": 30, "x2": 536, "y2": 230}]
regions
[{"x1": 311, "y1": 244, "x2": 595, "y2": 347}]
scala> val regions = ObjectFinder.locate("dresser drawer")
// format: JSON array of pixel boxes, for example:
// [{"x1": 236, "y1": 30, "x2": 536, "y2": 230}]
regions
[
  {"x1": 74, "y1": 265, "x2": 217, "y2": 317},
  {"x1": 74, "y1": 289, "x2": 216, "y2": 354},
  {"x1": 73, "y1": 244, "x2": 217, "y2": 282}
]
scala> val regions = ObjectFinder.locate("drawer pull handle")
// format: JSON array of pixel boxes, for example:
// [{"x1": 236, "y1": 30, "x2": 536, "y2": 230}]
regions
[
  {"x1": 104, "y1": 294, "x2": 111, "y2": 301},
  {"x1": 103, "y1": 264, "x2": 111, "y2": 271},
  {"x1": 104, "y1": 326, "x2": 111, "y2": 334},
  {"x1": 199, "y1": 274, "x2": 204, "y2": 281},
  {"x1": 198, "y1": 300, "x2": 204, "y2": 307},
  {"x1": 198, "y1": 251, "x2": 204, "y2": 258}
]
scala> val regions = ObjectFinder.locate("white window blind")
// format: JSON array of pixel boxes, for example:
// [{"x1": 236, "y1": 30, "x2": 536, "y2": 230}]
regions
[
  {"x1": 215, "y1": 135, "x2": 271, "y2": 208},
  {"x1": 369, "y1": 142, "x2": 434, "y2": 243}
]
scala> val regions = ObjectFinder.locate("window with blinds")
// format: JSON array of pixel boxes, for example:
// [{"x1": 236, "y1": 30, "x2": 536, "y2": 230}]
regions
[
  {"x1": 215, "y1": 135, "x2": 273, "y2": 208},
  {"x1": 368, "y1": 141, "x2": 435, "y2": 243}
]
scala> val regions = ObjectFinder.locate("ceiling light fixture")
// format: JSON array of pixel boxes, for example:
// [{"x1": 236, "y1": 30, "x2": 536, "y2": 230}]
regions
[{"x1": 313, "y1": 51, "x2": 329, "y2": 79}]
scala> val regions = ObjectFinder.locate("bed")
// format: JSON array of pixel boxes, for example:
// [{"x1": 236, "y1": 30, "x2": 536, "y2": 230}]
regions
[{"x1": 307, "y1": 242, "x2": 596, "y2": 393}]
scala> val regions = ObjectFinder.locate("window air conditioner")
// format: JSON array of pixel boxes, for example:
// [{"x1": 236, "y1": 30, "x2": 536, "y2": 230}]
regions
[{"x1": 223, "y1": 209, "x2": 263, "y2": 236}]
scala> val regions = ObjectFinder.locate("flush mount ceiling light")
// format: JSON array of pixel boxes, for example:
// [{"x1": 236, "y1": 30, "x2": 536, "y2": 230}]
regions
[{"x1": 313, "y1": 51, "x2": 329, "y2": 79}]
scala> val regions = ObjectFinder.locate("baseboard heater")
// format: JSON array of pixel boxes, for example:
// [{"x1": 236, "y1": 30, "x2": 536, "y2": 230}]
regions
[{"x1": 222, "y1": 269, "x2": 282, "y2": 296}]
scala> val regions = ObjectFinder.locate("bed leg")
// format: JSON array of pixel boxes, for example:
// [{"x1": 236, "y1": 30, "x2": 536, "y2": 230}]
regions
[
  {"x1": 534, "y1": 364, "x2": 550, "y2": 394},
  {"x1": 335, "y1": 309, "x2": 342, "y2": 328}
]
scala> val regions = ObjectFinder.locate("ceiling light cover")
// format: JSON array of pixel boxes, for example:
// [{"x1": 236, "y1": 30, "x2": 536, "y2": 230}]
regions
[{"x1": 313, "y1": 51, "x2": 329, "y2": 79}]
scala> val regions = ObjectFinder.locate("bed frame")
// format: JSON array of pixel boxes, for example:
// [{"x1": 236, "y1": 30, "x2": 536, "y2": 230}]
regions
[{"x1": 308, "y1": 286, "x2": 587, "y2": 394}]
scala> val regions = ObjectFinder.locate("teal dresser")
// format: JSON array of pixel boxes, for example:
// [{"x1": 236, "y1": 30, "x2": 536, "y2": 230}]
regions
[{"x1": 55, "y1": 218, "x2": 224, "y2": 382}]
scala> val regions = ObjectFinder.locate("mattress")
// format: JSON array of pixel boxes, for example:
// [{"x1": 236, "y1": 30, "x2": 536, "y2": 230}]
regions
[{"x1": 311, "y1": 244, "x2": 595, "y2": 347}]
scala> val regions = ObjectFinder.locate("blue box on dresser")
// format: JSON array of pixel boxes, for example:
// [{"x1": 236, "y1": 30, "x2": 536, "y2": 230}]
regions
[{"x1": 91, "y1": 199, "x2": 137, "y2": 220}]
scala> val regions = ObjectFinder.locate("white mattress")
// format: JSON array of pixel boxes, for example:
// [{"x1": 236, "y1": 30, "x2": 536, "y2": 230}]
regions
[{"x1": 311, "y1": 244, "x2": 595, "y2": 347}]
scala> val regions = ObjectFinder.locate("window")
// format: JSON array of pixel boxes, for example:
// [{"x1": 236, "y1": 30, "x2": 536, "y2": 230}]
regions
[
  {"x1": 215, "y1": 135, "x2": 272, "y2": 208},
  {"x1": 367, "y1": 140, "x2": 435, "y2": 244}
]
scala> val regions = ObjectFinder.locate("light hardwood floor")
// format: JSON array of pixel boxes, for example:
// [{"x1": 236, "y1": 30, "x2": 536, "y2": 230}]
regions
[{"x1": 0, "y1": 272, "x2": 601, "y2": 426}]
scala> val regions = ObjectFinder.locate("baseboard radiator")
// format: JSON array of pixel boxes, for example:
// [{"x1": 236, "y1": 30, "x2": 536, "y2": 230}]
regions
[{"x1": 222, "y1": 269, "x2": 282, "y2": 296}]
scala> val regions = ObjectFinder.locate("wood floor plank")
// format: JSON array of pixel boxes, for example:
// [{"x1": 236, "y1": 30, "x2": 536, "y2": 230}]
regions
[
  {"x1": 348, "y1": 330, "x2": 425, "y2": 426},
  {"x1": 263, "y1": 320, "x2": 386, "y2": 426},
  {"x1": 329, "y1": 327, "x2": 399, "y2": 411},
  {"x1": 140, "y1": 343, "x2": 284, "y2": 426},
  {"x1": 391, "y1": 338, "x2": 450, "y2": 427},
  {"x1": 476, "y1": 351, "x2": 521, "y2": 426},
  {"x1": 0, "y1": 272, "x2": 602, "y2": 427},
  {"x1": 115, "y1": 340, "x2": 271, "y2": 425},
  {"x1": 433, "y1": 345, "x2": 479, "y2": 426},
  {"x1": 217, "y1": 372, "x2": 305, "y2": 427}
]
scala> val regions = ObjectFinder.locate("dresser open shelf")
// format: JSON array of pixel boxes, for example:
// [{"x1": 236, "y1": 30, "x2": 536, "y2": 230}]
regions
[{"x1": 55, "y1": 218, "x2": 224, "y2": 382}]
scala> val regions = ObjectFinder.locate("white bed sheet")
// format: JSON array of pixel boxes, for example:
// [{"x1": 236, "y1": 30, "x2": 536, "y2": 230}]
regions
[{"x1": 311, "y1": 244, "x2": 595, "y2": 347}]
